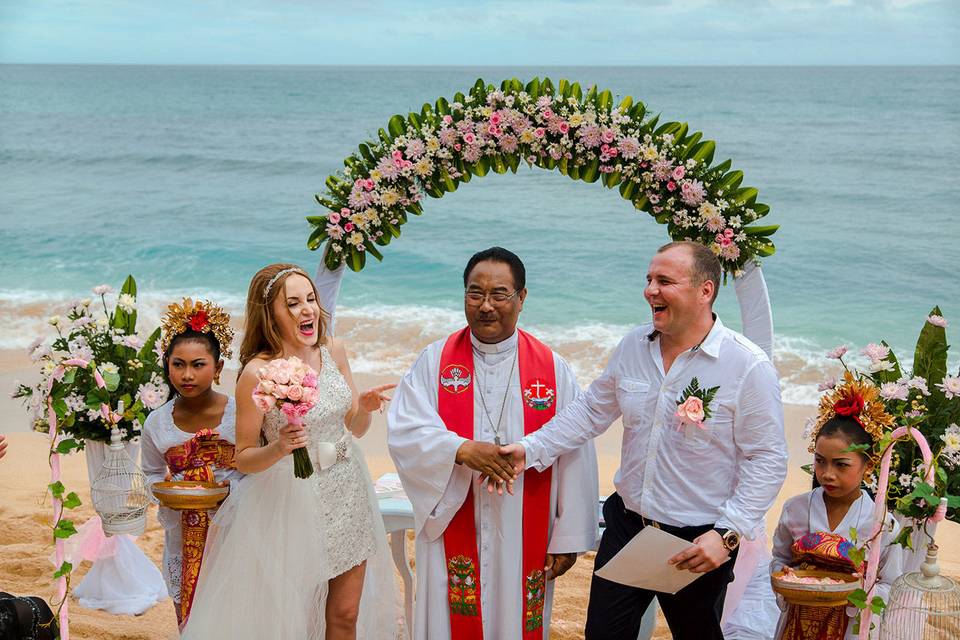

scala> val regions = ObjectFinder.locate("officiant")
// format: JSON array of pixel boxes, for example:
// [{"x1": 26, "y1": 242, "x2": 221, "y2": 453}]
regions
[{"x1": 387, "y1": 246, "x2": 599, "y2": 640}]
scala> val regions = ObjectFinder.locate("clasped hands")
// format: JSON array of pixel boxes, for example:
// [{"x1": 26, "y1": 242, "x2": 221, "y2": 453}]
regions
[{"x1": 455, "y1": 440, "x2": 529, "y2": 496}]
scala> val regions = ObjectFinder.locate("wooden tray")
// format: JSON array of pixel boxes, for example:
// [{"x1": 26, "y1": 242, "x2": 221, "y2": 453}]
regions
[
  {"x1": 771, "y1": 568, "x2": 861, "y2": 608},
  {"x1": 151, "y1": 480, "x2": 229, "y2": 511}
]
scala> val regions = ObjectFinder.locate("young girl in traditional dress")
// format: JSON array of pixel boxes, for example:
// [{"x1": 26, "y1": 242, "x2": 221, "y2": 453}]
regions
[
  {"x1": 141, "y1": 299, "x2": 243, "y2": 628},
  {"x1": 181, "y1": 264, "x2": 397, "y2": 640},
  {"x1": 771, "y1": 376, "x2": 902, "y2": 639}
]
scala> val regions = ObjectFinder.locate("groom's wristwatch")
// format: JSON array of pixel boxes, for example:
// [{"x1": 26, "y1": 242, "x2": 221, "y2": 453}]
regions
[{"x1": 713, "y1": 528, "x2": 741, "y2": 551}]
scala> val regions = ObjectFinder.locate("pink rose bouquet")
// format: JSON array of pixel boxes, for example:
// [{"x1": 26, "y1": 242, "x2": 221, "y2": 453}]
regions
[{"x1": 252, "y1": 356, "x2": 320, "y2": 478}]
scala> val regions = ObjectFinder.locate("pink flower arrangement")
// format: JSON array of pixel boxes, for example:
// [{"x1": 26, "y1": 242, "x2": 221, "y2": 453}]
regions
[{"x1": 253, "y1": 356, "x2": 320, "y2": 478}]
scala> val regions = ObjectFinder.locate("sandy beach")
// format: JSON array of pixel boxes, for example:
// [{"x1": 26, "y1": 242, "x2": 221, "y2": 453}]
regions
[{"x1": 2, "y1": 348, "x2": 958, "y2": 640}]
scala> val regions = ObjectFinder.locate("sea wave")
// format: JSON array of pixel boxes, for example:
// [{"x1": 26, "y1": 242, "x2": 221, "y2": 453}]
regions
[{"x1": 0, "y1": 290, "x2": 864, "y2": 406}]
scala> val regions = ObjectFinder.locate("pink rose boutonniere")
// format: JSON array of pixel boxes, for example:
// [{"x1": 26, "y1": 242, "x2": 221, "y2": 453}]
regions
[{"x1": 675, "y1": 377, "x2": 720, "y2": 429}]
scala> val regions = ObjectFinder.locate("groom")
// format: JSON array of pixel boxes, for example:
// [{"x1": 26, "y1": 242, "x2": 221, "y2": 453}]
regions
[
  {"x1": 502, "y1": 241, "x2": 787, "y2": 639},
  {"x1": 387, "y1": 246, "x2": 599, "y2": 640}
]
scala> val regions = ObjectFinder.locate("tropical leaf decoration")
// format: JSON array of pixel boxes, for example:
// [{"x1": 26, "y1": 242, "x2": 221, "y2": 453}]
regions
[{"x1": 310, "y1": 77, "x2": 776, "y2": 274}]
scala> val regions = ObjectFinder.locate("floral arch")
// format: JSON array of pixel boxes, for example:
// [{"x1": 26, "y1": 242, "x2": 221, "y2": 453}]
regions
[{"x1": 309, "y1": 77, "x2": 777, "y2": 275}]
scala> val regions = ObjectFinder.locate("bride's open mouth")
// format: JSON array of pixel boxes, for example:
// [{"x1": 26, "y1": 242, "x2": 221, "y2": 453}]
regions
[{"x1": 298, "y1": 319, "x2": 315, "y2": 336}]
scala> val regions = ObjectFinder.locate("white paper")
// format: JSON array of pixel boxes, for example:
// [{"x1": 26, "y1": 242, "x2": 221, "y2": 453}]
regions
[{"x1": 595, "y1": 526, "x2": 721, "y2": 594}]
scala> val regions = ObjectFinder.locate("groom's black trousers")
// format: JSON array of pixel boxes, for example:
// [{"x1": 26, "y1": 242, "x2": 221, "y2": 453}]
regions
[{"x1": 584, "y1": 493, "x2": 738, "y2": 640}]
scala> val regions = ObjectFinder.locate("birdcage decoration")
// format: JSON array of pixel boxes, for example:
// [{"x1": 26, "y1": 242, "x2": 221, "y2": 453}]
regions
[
  {"x1": 90, "y1": 405, "x2": 150, "y2": 536},
  {"x1": 879, "y1": 540, "x2": 960, "y2": 639}
]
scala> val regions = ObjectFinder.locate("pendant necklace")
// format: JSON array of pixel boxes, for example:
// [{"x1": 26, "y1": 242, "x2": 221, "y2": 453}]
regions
[{"x1": 475, "y1": 348, "x2": 518, "y2": 447}]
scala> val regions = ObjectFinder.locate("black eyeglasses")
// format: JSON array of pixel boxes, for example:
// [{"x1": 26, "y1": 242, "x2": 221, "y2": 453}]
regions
[{"x1": 464, "y1": 290, "x2": 520, "y2": 305}]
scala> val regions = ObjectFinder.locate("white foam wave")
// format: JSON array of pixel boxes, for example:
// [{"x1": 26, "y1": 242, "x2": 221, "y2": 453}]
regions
[{"x1": 3, "y1": 291, "x2": 941, "y2": 407}]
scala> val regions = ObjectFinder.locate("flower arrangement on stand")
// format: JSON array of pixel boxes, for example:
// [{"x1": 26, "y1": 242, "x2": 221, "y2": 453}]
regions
[
  {"x1": 12, "y1": 276, "x2": 166, "y2": 638},
  {"x1": 310, "y1": 77, "x2": 777, "y2": 275}
]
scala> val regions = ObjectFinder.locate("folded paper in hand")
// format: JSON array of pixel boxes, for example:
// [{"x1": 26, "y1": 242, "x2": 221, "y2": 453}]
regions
[{"x1": 594, "y1": 526, "x2": 724, "y2": 594}]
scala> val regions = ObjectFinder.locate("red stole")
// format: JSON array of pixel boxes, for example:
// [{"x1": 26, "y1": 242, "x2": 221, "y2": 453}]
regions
[{"x1": 437, "y1": 327, "x2": 556, "y2": 639}]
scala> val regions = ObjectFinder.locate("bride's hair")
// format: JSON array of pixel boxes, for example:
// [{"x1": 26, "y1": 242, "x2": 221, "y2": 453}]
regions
[{"x1": 238, "y1": 263, "x2": 329, "y2": 372}]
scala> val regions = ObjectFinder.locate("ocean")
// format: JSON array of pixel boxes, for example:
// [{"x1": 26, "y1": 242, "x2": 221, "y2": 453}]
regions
[{"x1": 1, "y1": 65, "x2": 958, "y2": 404}]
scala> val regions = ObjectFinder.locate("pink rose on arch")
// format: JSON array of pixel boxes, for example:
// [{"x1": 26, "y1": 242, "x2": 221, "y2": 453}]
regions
[
  {"x1": 601, "y1": 128, "x2": 615, "y2": 144},
  {"x1": 443, "y1": 115, "x2": 453, "y2": 124},
  {"x1": 676, "y1": 396, "x2": 706, "y2": 427},
  {"x1": 489, "y1": 112, "x2": 502, "y2": 126},
  {"x1": 672, "y1": 165, "x2": 686, "y2": 180},
  {"x1": 534, "y1": 127, "x2": 546, "y2": 139},
  {"x1": 667, "y1": 180, "x2": 677, "y2": 191},
  {"x1": 542, "y1": 108, "x2": 554, "y2": 119},
  {"x1": 463, "y1": 132, "x2": 476, "y2": 145},
  {"x1": 558, "y1": 121, "x2": 570, "y2": 134},
  {"x1": 344, "y1": 222, "x2": 355, "y2": 232},
  {"x1": 328, "y1": 211, "x2": 341, "y2": 225}
]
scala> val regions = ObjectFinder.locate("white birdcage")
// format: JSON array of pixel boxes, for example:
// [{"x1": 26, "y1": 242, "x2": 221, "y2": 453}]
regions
[
  {"x1": 90, "y1": 423, "x2": 150, "y2": 536},
  {"x1": 879, "y1": 543, "x2": 960, "y2": 639}
]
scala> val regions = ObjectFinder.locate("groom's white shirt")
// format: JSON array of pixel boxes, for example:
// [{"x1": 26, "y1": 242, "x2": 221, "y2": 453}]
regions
[
  {"x1": 523, "y1": 316, "x2": 787, "y2": 536},
  {"x1": 388, "y1": 330, "x2": 599, "y2": 640}
]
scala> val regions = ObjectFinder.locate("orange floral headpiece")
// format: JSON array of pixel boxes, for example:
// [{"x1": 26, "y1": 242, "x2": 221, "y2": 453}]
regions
[
  {"x1": 159, "y1": 298, "x2": 234, "y2": 359},
  {"x1": 808, "y1": 371, "x2": 895, "y2": 459}
]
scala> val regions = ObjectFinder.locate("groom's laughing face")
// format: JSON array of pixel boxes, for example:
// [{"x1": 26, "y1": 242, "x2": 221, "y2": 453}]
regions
[{"x1": 464, "y1": 259, "x2": 526, "y2": 344}]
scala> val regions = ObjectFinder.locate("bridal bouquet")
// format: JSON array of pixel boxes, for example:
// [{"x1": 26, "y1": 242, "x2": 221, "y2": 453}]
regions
[
  {"x1": 13, "y1": 276, "x2": 166, "y2": 445},
  {"x1": 252, "y1": 356, "x2": 320, "y2": 479}
]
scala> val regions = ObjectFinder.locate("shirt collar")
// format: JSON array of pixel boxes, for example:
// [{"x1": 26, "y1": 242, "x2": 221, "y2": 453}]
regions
[
  {"x1": 698, "y1": 315, "x2": 725, "y2": 358},
  {"x1": 646, "y1": 314, "x2": 725, "y2": 359},
  {"x1": 470, "y1": 329, "x2": 518, "y2": 354}
]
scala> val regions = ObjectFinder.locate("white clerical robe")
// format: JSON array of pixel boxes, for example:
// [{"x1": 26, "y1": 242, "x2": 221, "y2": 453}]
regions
[{"x1": 388, "y1": 330, "x2": 599, "y2": 640}]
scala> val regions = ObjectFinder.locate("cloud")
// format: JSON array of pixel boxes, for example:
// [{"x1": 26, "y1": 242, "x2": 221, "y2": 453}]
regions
[{"x1": 0, "y1": 0, "x2": 956, "y2": 64}]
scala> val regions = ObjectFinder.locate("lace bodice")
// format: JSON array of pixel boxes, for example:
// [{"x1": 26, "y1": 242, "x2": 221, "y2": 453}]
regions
[{"x1": 262, "y1": 346, "x2": 353, "y2": 446}]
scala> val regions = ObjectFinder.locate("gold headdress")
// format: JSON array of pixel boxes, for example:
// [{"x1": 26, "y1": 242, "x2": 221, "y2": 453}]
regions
[
  {"x1": 808, "y1": 371, "x2": 895, "y2": 457},
  {"x1": 159, "y1": 298, "x2": 234, "y2": 359}
]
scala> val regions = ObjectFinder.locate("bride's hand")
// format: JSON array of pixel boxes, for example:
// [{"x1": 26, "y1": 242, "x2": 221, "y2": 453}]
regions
[
  {"x1": 277, "y1": 423, "x2": 308, "y2": 455},
  {"x1": 358, "y1": 383, "x2": 397, "y2": 414}
]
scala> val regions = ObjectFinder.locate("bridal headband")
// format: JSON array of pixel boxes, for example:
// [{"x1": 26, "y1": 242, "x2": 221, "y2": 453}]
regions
[{"x1": 262, "y1": 267, "x2": 307, "y2": 301}]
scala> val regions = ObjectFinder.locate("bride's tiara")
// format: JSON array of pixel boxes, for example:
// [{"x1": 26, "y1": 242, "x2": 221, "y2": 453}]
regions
[{"x1": 263, "y1": 267, "x2": 306, "y2": 300}]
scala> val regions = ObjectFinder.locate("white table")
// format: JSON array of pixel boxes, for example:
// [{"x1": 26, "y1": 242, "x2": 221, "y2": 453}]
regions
[{"x1": 377, "y1": 493, "x2": 657, "y2": 639}]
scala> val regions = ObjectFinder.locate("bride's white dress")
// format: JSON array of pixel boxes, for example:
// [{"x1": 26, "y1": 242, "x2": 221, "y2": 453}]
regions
[{"x1": 181, "y1": 346, "x2": 397, "y2": 639}]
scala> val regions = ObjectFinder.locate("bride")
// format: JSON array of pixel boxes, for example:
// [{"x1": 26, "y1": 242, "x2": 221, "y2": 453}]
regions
[{"x1": 182, "y1": 263, "x2": 397, "y2": 639}]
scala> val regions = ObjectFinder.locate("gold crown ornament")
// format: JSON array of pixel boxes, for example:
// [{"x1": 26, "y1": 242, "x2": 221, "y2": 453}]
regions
[
  {"x1": 808, "y1": 371, "x2": 896, "y2": 460},
  {"x1": 159, "y1": 298, "x2": 234, "y2": 359}
]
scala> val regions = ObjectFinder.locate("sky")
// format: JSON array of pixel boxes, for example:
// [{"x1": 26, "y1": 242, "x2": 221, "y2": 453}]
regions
[{"x1": 0, "y1": 0, "x2": 958, "y2": 65}]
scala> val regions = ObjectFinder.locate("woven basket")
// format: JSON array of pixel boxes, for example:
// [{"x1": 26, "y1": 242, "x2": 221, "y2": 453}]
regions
[
  {"x1": 151, "y1": 481, "x2": 229, "y2": 511},
  {"x1": 771, "y1": 568, "x2": 861, "y2": 607}
]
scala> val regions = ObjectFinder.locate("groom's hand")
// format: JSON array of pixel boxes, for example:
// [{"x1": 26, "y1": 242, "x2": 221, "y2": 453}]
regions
[
  {"x1": 499, "y1": 443, "x2": 526, "y2": 474},
  {"x1": 668, "y1": 529, "x2": 729, "y2": 573},
  {"x1": 456, "y1": 441, "x2": 516, "y2": 490}
]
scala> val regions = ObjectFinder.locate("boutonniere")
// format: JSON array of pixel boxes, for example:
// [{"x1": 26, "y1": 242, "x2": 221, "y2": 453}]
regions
[{"x1": 675, "y1": 378, "x2": 719, "y2": 429}]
